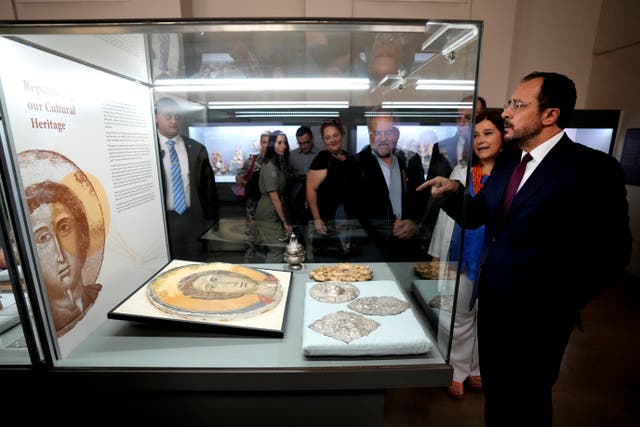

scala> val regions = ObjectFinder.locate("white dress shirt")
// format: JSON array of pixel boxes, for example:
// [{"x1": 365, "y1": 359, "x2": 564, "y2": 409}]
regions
[
  {"x1": 158, "y1": 133, "x2": 191, "y2": 210},
  {"x1": 518, "y1": 131, "x2": 564, "y2": 191}
]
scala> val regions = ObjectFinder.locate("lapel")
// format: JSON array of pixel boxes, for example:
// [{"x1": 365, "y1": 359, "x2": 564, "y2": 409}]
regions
[
  {"x1": 482, "y1": 149, "x2": 519, "y2": 221},
  {"x1": 361, "y1": 146, "x2": 407, "y2": 204},
  {"x1": 183, "y1": 136, "x2": 195, "y2": 168},
  {"x1": 396, "y1": 151, "x2": 409, "y2": 195},
  {"x1": 182, "y1": 135, "x2": 200, "y2": 198},
  {"x1": 503, "y1": 135, "x2": 572, "y2": 219},
  {"x1": 446, "y1": 137, "x2": 458, "y2": 163},
  {"x1": 362, "y1": 146, "x2": 386, "y2": 187}
]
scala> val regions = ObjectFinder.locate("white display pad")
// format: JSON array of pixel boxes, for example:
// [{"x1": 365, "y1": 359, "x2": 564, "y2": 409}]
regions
[{"x1": 303, "y1": 280, "x2": 432, "y2": 356}]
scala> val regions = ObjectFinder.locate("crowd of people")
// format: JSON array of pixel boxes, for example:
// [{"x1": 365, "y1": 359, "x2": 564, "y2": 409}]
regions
[
  {"x1": 231, "y1": 115, "x2": 437, "y2": 264},
  {"x1": 224, "y1": 101, "x2": 492, "y2": 269}
]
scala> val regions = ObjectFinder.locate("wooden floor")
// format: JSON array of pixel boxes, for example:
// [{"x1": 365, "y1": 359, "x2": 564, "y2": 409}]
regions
[{"x1": 383, "y1": 272, "x2": 640, "y2": 427}]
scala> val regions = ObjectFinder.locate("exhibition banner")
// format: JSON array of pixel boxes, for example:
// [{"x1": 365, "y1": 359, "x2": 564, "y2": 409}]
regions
[{"x1": 0, "y1": 37, "x2": 169, "y2": 358}]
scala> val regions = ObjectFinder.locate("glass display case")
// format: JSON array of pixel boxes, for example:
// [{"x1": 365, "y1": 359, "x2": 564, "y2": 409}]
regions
[{"x1": 0, "y1": 18, "x2": 483, "y2": 424}]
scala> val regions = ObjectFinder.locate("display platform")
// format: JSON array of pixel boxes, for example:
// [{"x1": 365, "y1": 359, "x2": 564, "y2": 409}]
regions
[
  {"x1": 0, "y1": 291, "x2": 29, "y2": 365},
  {"x1": 0, "y1": 266, "x2": 22, "y2": 291},
  {"x1": 48, "y1": 263, "x2": 449, "y2": 391},
  {"x1": 0, "y1": 292, "x2": 20, "y2": 335}
]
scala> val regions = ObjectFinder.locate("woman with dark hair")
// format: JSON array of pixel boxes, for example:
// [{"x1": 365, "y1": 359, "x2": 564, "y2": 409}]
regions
[
  {"x1": 25, "y1": 180, "x2": 102, "y2": 337},
  {"x1": 236, "y1": 129, "x2": 270, "y2": 262},
  {"x1": 255, "y1": 130, "x2": 292, "y2": 262},
  {"x1": 445, "y1": 109, "x2": 505, "y2": 399},
  {"x1": 306, "y1": 118, "x2": 361, "y2": 258}
]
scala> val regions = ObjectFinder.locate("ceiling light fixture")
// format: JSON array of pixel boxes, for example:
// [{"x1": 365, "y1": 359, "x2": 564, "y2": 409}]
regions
[
  {"x1": 364, "y1": 111, "x2": 461, "y2": 118},
  {"x1": 235, "y1": 111, "x2": 340, "y2": 118},
  {"x1": 209, "y1": 101, "x2": 349, "y2": 109},
  {"x1": 155, "y1": 78, "x2": 370, "y2": 92},
  {"x1": 381, "y1": 101, "x2": 473, "y2": 109},
  {"x1": 415, "y1": 79, "x2": 475, "y2": 91}
]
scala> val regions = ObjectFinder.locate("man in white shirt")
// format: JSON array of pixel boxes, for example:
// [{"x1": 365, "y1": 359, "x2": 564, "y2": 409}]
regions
[
  {"x1": 356, "y1": 115, "x2": 426, "y2": 261},
  {"x1": 288, "y1": 126, "x2": 318, "y2": 236},
  {"x1": 155, "y1": 97, "x2": 219, "y2": 261}
]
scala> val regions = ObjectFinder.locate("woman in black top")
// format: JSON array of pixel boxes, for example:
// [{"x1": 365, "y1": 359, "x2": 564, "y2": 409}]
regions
[{"x1": 306, "y1": 118, "x2": 360, "y2": 258}]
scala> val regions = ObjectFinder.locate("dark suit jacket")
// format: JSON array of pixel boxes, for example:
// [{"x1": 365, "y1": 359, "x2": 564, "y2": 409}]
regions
[
  {"x1": 356, "y1": 146, "x2": 427, "y2": 260},
  {"x1": 427, "y1": 133, "x2": 469, "y2": 180},
  {"x1": 160, "y1": 135, "x2": 219, "y2": 261},
  {"x1": 443, "y1": 134, "x2": 631, "y2": 423},
  {"x1": 184, "y1": 135, "x2": 219, "y2": 224},
  {"x1": 443, "y1": 134, "x2": 631, "y2": 315},
  {"x1": 423, "y1": 133, "x2": 470, "y2": 245}
]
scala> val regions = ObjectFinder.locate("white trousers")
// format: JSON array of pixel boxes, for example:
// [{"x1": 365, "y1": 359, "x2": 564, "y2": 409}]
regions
[{"x1": 449, "y1": 273, "x2": 480, "y2": 383}]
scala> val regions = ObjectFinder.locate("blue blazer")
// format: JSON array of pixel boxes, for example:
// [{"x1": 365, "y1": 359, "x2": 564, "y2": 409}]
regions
[{"x1": 443, "y1": 134, "x2": 631, "y2": 315}]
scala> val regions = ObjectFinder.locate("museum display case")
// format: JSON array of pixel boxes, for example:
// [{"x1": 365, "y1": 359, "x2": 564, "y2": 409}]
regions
[{"x1": 0, "y1": 18, "x2": 484, "y2": 424}]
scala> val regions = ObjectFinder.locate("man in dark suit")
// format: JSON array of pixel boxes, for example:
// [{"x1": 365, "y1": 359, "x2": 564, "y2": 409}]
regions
[
  {"x1": 427, "y1": 95, "x2": 487, "y2": 179},
  {"x1": 155, "y1": 97, "x2": 219, "y2": 262},
  {"x1": 419, "y1": 72, "x2": 631, "y2": 426},
  {"x1": 356, "y1": 115, "x2": 427, "y2": 261},
  {"x1": 422, "y1": 96, "x2": 487, "y2": 249}
]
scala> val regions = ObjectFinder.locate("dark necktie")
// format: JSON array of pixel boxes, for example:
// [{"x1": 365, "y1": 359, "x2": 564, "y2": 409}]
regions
[
  {"x1": 167, "y1": 140, "x2": 186, "y2": 215},
  {"x1": 501, "y1": 153, "x2": 532, "y2": 216}
]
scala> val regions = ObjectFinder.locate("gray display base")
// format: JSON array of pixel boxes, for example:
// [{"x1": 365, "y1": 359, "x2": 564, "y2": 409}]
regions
[{"x1": 1, "y1": 262, "x2": 452, "y2": 425}]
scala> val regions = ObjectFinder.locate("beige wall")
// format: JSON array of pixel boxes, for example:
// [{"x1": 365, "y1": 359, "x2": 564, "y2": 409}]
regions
[
  {"x1": 0, "y1": 0, "x2": 14, "y2": 19},
  {"x1": 0, "y1": 0, "x2": 638, "y2": 274},
  {"x1": 470, "y1": 0, "x2": 516, "y2": 108},
  {"x1": 10, "y1": 0, "x2": 182, "y2": 19},
  {"x1": 507, "y1": 0, "x2": 603, "y2": 109},
  {"x1": 192, "y1": 0, "x2": 305, "y2": 16},
  {"x1": 587, "y1": 0, "x2": 640, "y2": 275}
]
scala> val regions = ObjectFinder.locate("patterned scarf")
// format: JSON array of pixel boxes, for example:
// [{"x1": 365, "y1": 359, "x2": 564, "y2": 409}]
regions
[{"x1": 471, "y1": 163, "x2": 485, "y2": 195}]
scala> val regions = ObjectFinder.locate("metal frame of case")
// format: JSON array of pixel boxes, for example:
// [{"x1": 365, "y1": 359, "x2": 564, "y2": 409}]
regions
[{"x1": 0, "y1": 18, "x2": 483, "y2": 425}]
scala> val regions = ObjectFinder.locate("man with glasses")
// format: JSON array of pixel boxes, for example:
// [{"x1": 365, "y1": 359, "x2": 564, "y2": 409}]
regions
[
  {"x1": 418, "y1": 71, "x2": 631, "y2": 426},
  {"x1": 428, "y1": 95, "x2": 487, "y2": 180},
  {"x1": 423, "y1": 95, "x2": 487, "y2": 253},
  {"x1": 289, "y1": 126, "x2": 318, "y2": 192},
  {"x1": 288, "y1": 126, "x2": 318, "y2": 239},
  {"x1": 355, "y1": 114, "x2": 427, "y2": 261}
]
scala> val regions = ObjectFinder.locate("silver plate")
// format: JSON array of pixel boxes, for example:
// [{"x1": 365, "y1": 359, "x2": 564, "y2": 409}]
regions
[
  {"x1": 309, "y1": 281, "x2": 360, "y2": 303},
  {"x1": 347, "y1": 296, "x2": 410, "y2": 316},
  {"x1": 308, "y1": 310, "x2": 380, "y2": 344}
]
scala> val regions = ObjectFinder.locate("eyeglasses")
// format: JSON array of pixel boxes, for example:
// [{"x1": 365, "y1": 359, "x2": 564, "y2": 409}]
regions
[
  {"x1": 368, "y1": 129, "x2": 395, "y2": 137},
  {"x1": 160, "y1": 113, "x2": 181, "y2": 120},
  {"x1": 503, "y1": 99, "x2": 537, "y2": 111}
]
